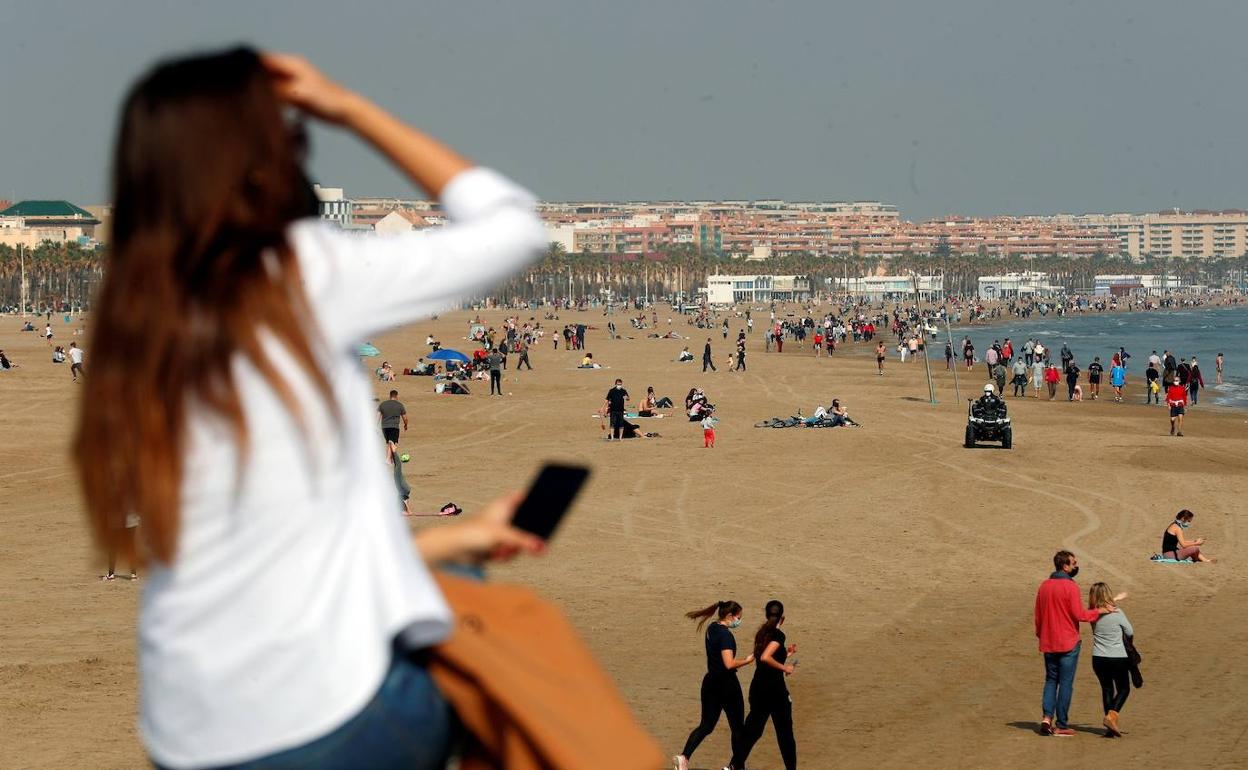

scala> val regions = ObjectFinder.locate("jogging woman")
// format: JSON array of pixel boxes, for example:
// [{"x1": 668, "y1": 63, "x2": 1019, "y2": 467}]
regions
[
  {"x1": 1088, "y1": 582, "x2": 1133, "y2": 737},
  {"x1": 730, "y1": 600, "x2": 798, "y2": 770},
  {"x1": 74, "y1": 49, "x2": 547, "y2": 770},
  {"x1": 673, "y1": 600, "x2": 754, "y2": 770}
]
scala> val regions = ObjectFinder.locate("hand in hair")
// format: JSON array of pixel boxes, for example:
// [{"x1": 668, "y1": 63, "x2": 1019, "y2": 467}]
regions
[{"x1": 262, "y1": 53, "x2": 357, "y2": 124}]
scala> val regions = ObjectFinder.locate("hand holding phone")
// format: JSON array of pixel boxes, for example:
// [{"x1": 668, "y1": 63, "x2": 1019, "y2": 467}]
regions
[{"x1": 511, "y1": 464, "x2": 591, "y2": 540}]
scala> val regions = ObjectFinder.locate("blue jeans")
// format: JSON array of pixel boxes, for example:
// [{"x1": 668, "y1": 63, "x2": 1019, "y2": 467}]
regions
[
  {"x1": 159, "y1": 649, "x2": 455, "y2": 770},
  {"x1": 1042, "y1": 641, "x2": 1081, "y2": 728}
]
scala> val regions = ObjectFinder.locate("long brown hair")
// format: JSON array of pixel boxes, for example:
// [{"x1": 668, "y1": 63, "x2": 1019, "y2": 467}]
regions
[
  {"x1": 74, "y1": 47, "x2": 332, "y2": 564},
  {"x1": 753, "y1": 599, "x2": 785, "y2": 659},
  {"x1": 686, "y1": 600, "x2": 742, "y2": 631}
]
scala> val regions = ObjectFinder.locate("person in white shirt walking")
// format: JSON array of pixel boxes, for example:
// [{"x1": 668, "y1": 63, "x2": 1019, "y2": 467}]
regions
[
  {"x1": 73, "y1": 48, "x2": 547, "y2": 770},
  {"x1": 68, "y1": 342, "x2": 85, "y2": 382}
]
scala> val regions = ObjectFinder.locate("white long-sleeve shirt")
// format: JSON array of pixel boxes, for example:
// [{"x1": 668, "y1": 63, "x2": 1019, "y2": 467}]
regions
[{"x1": 139, "y1": 168, "x2": 546, "y2": 769}]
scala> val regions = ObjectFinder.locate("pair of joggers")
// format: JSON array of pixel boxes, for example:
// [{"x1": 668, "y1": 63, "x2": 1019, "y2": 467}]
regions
[{"x1": 681, "y1": 670, "x2": 796, "y2": 770}]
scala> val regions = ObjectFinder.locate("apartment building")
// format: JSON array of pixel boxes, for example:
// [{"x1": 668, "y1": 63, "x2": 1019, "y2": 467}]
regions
[{"x1": 1054, "y1": 210, "x2": 1248, "y2": 259}]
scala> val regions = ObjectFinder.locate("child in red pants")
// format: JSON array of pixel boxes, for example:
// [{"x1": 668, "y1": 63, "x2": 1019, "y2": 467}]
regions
[{"x1": 701, "y1": 413, "x2": 718, "y2": 448}]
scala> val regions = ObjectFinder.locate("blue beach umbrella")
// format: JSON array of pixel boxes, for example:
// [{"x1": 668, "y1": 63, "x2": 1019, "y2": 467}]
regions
[
  {"x1": 357, "y1": 343, "x2": 381, "y2": 357},
  {"x1": 428, "y1": 348, "x2": 470, "y2": 363}
]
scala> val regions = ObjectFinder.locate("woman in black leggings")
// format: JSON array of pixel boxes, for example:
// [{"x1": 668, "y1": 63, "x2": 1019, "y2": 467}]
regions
[
  {"x1": 731, "y1": 600, "x2": 798, "y2": 770},
  {"x1": 672, "y1": 600, "x2": 754, "y2": 770}
]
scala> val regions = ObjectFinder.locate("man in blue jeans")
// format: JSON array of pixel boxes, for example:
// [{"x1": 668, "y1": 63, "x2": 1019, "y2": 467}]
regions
[{"x1": 1033, "y1": 551, "x2": 1116, "y2": 736}]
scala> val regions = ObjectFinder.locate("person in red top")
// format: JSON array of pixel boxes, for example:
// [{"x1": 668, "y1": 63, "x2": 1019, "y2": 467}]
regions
[
  {"x1": 1166, "y1": 380, "x2": 1188, "y2": 436},
  {"x1": 1034, "y1": 551, "x2": 1118, "y2": 736},
  {"x1": 1043, "y1": 362, "x2": 1061, "y2": 400}
]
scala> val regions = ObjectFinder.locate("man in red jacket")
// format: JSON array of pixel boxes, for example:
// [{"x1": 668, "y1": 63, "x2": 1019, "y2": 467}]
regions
[
  {"x1": 1166, "y1": 380, "x2": 1188, "y2": 436},
  {"x1": 1034, "y1": 551, "x2": 1113, "y2": 736}
]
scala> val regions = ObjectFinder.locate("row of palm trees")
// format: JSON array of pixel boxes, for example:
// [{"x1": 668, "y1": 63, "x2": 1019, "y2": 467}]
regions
[
  {"x1": 2, "y1": 239, "x2": 1244, "y2": 311},
  {"x1": 0, "y1": 242, "x2": 101, "y2": 312}
]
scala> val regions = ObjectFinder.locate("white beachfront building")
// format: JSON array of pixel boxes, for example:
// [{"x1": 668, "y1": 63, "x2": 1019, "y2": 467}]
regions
[
  {"x1": 977, "y1": 271, "x2": 1059, "y2": 298},
  {"x1": 704, "y1": 274, "x2": 812, "y2": 305},
  {"x1": 840, "y1": 275, "x2": 942, "y2": 301},
  {"x1": 1093, "y1": 274, "x2": 1182, "y2": 297}
]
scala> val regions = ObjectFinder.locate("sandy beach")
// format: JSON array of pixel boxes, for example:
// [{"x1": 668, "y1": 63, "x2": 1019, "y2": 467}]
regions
[{"x1": 3, "y1": 306, "x2": 1246, "y2": 769}]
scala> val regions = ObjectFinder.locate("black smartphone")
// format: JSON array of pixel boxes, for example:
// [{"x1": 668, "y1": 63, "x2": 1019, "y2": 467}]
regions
[{"x1": 511, "y1": 464, "x2": 591, "y2": 540}]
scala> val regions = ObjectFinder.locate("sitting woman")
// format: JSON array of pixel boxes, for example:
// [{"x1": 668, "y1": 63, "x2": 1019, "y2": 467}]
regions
[
  {"x1": 579, "y1": 352, "x2": 602, "y2": 369},
  {"x1": 677, "y1": 347, "x2": 694, "y2": 362},
  {"x1": 1160, "y1": 509, "x2": 1213, "y2": 562},
  {"x1": 435, "y1": 380, "x2": 471, "y2": 395},
  {"x1": 52, "y1": 346, "x2": 66, "y2": 364},
  {"x1": 410, "y1": 358, "x2": 434, "y2": 375},
  {"x1": 828, "y1": 399, "x2": 860, "y2": 427},
  {"x1": 377, "y1": 361, "x2": 396, "y2": 381}
]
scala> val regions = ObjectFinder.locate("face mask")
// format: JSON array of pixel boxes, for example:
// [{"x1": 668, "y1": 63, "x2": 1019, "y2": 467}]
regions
[
  {"x1": 1068, "y1": 566, "x2": 1079, "y2": 578},
  {"x1": 1177, "y1": 520, "x2": 1190, "y2": 529},
  {"x1": 728, "y1": 618, "x2": 742, "y2": 629}
]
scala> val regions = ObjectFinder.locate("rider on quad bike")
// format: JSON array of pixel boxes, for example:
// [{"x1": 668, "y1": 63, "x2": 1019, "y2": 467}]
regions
[{"x1": 966, "y1": 383, "x2": 1012, "y2": 448}]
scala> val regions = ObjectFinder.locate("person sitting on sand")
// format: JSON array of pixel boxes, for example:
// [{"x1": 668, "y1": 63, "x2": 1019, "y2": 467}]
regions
[
  {"x1": 410, "y1": 358, "x2": 434, "y2": 375},
  {"x1": 827, "y1": 398, "x2": 860, "y2": 427},
  {"x1": 435, "y1": 380, "x2": 471, "y2": 395},
  {"x1": 677, "y1": 347, "x2": 694, "y2": 362},
  {"x1": 579, "y1": 352, "x2": 602, "y2": 369},
  {"x1": 0, "y1": 350, "x2": 14, "y2": 370},
  {"x1": 638, "y1": 386, "x2": 673, "y2": 417},
  {"x1": 377, "y1": 360, "x2": 396, "y2": 381},
  {"x1": 1160, "y1": 509, "x2": 1213, "y2": 562},
  {"x1": 52, "y1": 346, "x2": 66, "y2": 364}
]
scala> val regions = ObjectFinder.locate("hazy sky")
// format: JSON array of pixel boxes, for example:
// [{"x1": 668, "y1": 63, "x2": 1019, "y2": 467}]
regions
[{"x1": 2, "y1": 0, "x2": 1246, "y2": 220}]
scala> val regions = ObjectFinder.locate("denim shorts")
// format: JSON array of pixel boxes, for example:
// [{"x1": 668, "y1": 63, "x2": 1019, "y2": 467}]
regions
[{"x1": 156, "y1": 649, "x2": 455, "y2": 770}]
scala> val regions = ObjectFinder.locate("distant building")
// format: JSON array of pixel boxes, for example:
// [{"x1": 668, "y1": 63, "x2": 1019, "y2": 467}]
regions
[
  {"x1": 977, "y1": 271, "x2": 1059, "y2": 298},
  {"x1": 313, "y1": 184, "x2": 352, "y2": 228},
  {"x1": 372, "y1": 210, "x2": 428, "y2": 234},
  {"x1": 0, "y1": 200, "x2": 100, "y2": 248},
  {"x1": 704, "y1": 274, "x2": 811, "y2": 304},
  {"x1": 841, "y1": 275, "x2": 942, "y2": 301},
  {"x1": 1093, "y1": 274, "x2": 1182, "y2": 297}
]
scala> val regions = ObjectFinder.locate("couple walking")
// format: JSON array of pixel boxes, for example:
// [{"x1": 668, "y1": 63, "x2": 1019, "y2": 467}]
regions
[{"x1": 1035, "y1": 551, "x2": 1137, "y2": 738}]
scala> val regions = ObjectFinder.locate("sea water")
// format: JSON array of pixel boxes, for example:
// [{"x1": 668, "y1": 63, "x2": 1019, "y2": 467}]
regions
[{"x1": 951, "y1": 304, "x2": 1248, "y2": 409}]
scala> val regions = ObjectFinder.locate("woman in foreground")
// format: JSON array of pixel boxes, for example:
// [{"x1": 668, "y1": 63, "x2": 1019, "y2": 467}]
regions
[
  {"x1": 673, "y1": 600, "x2": 754, "y2": 770},
  {"x1": 1088, "y1": 582, "x2": 1133, "y2": 737},
  {"x1": 74, "y1": 48, "x2": 547, "y2": 769},
  {"x1": 730, "y1": 600, "x2": 798, "y2": 770}
]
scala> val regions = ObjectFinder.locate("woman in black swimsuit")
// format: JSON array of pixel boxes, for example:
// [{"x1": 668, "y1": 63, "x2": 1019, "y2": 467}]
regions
[
  {"x1": 672, "y1": 600, "x2": 754, "y2": 770},
  {"x1": 730, "y1": 600, "x2": 798, "y2": 770},
  {"x1": 1161, "y1": 509, "x2": 1212, "y2": 562}
]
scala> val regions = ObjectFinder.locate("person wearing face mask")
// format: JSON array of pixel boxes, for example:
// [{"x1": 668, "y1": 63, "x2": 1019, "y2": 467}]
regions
[
  {"x1": 602, "y1": 379, "x2": 630, "y2": 440},
  {"x1": 1161, "y1": 509, "x2": 1213, "y2": 562},
  {"x1": 1034, "y1": 551, "x2": 1122, "y2": 737},
  {"x1": 729, "y1": 600, "x2": 798, "y2": 770},
  {"x1": 673, "y1": 600, "x2": 754, "y2": 770}
]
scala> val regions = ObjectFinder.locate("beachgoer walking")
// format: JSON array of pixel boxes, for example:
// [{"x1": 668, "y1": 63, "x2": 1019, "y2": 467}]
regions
[
  {"x1": 944, "y1": 341, "x2": 953, "y2": 370},
  {"x1": 1146, "y1": 364, "x2": 1161, "y2": 405},
  {"x1": 517, "y1": 341, "x2": 532, "y2": 370},
  {"x1": 1012, "y1": 358, "x2": 1028, "y2": 397},
  {"x1": 1161, "y1": 509, "x2": 1212, "y2": 562},
  {"x1": 1031, "y1": 358, "x2": 1044, "y2": 398},
  {"x1": 68, "y1": 341, "x2": 85, "y2": 382},
  {"x1": 963, "y1": 339, "x2": 975, "y2": 370},
  {"x1": 377, "y1": 389, "x2": 408, "y2": 444},
  {"x1": 604, "y1": 378, "x2": 630, "y2": 440},
  {"x1": 877, "y1": 340, "x2": 887, "y2": 375},
  {"x1": 985, "y1": 344, "x2": 999, "y2": 378},
  {"x1": 1064, "y1": 361, "x2": 1080, "y2": 401},
  {"x1": 703, "y1": 338, "x2": 717, "y2": 372},
  {"x1": 1166, "y1": 380, "x2": 1188, "y2": 435},
  {"x1": 1034, "y1": 551, "x2": 1116, "y2": 737},
  {"x1": 1215, "y1": 353, "x2": 1224, "y2": 385},
  {"x1": 1110, "y1": 361, "x2": 1126, "y2": 403},
  {"x1": 1188, "y1": 357, "x2": 1204, "y2": 404},
  {"x1": 1024, "y1": 338, "x2": 1035, "y2": 366},
  {"x1": 1044, "y1": 362, "x2": 1060, "y2": 400},
  {"x1": 73, "y1": 49, "x2": 547, "y2": 770},
  {"x1": 1088, "y1": 582, "x2": 1133, "y2": 737},
  {"x1": 735, "y1": 344, "x2": 746, "y2": 372},
  {"x1": 1087, "y1": 357, "x2": 1103, "y2": 400},
  {"x1": 729, "y1": 600, "x2": 797, "y2": 770},
  {"x1": 673, "y1": 601, "x2": 754, "y2": 770},
  {"x1": 45, "y1": 323, "x2": 53, "y2": 344}
]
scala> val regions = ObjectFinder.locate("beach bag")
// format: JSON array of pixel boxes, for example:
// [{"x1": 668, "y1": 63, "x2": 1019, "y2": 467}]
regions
[{"x1": 426, "y1": 573, "x2": 664, "y2": 770}]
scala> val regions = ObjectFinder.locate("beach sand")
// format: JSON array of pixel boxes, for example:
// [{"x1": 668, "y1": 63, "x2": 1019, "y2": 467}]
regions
[{"x1": 3, "y1": 306, "x2": 1246, "y2": 768}]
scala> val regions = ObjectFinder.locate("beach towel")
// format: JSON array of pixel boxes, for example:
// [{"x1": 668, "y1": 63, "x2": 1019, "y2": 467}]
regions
[
  {"x1": 1149, "y1": 554, "x2": 1194, "y2": 564},
  {"x1": 588, "y1": 413, "x2": 663, "y2": 419}
]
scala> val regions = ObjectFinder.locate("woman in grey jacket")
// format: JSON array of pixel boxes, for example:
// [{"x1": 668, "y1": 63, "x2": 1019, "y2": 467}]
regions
[{"x1": 1089, "y1": 582, "x2": 1134, "y2": 737}]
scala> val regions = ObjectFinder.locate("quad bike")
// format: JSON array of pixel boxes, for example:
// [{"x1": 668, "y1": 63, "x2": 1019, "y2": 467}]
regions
[{"x1": 965, "y1": 397, "x2": 1012, "y2": 449}]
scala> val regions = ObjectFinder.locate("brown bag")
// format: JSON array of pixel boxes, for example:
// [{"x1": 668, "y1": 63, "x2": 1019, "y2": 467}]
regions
[{"x1": 427, "y1": 572, "x2": 665, "y2": 770}]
